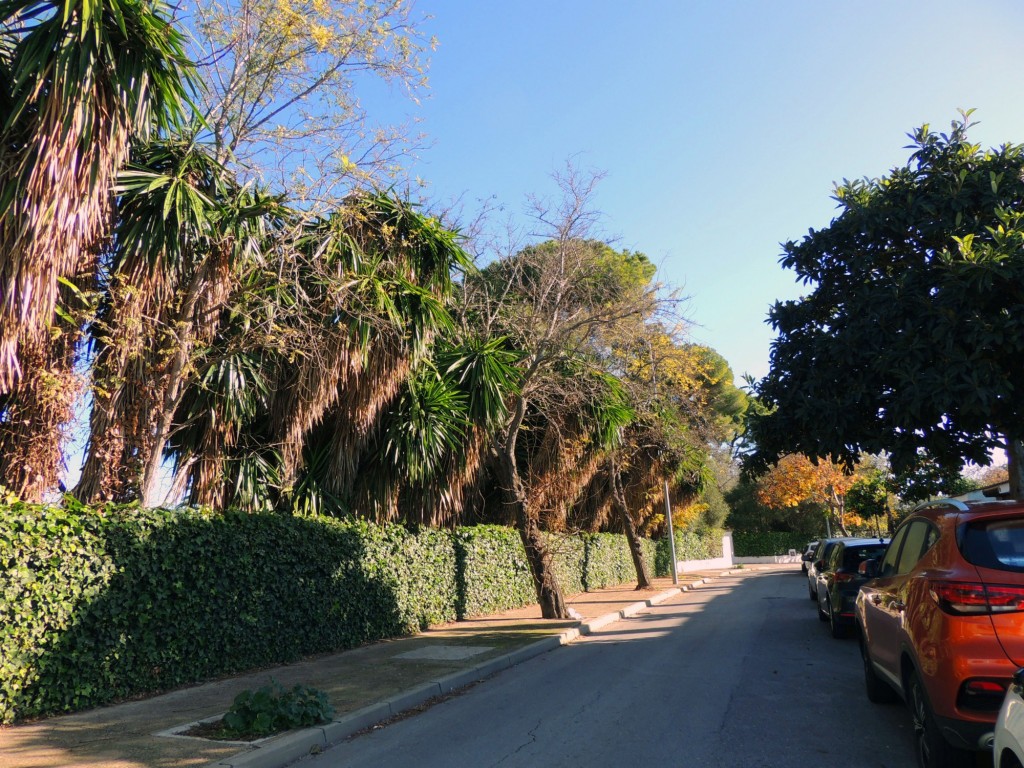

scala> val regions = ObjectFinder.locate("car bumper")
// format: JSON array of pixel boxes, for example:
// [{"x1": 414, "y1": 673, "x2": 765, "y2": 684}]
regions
[{"x1": 933, "y1": 711, "x2": 994, "y2": 751}]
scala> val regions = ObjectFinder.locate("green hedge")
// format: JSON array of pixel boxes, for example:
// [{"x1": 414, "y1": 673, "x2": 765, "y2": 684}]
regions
[
  {"x1": 0, "y1": 503, "x2": 657, "y2": 723},
  {"x1": 654, "y1": 528, "x2": 724, "y2": 575},
  {"x1": 0, "y1": 505, "x2": 458, "y2": 723},
  {"x1": 454, "y1": 526, "x2": 535, "y2": 617},
  {"x1": 583, "y1": 533, "x2": 654, "y2": 589},
  {"x1": 732, "y1": 531, "x2": 810, "y2": 557}
]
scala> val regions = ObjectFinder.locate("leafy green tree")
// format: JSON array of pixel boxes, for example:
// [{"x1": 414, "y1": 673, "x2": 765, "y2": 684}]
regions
[
  {"x1": 725, "y1": 474, "x2": 823, "y2": 536},
  {"x1": 749, "y1": 112, "x2": 1024, "y2": 498},
  {"x1": 845, "y1": 469, "x2": 891, "y2": 534}
]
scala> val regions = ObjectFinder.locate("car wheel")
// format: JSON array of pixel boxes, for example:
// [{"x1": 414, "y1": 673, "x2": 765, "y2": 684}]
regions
[
  {"x1": 907, "y1": 671, "x2": 973, "y2": 768},
  {"x1": 860, "y1": 635, "x2": 896, "y2": 704},
  {"x1": 829, "y1": 604, "x2": 847, "y2": 639},
  {"x1": 817, "y1": 590, "x2": 828, "y2": 622},
  {"x1": 808, "y1": 582, "x2": 816, "y2": 601}
]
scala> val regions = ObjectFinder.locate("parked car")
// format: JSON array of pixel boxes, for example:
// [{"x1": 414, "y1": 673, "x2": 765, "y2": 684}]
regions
[
  {"x1": 801, "y1": 540, "x2": 818, "y2": 574},
  {"x1": 995, "y1": 668, "x2": 1024, "y2": 768},
  {"x1": 814, "y1": 537, "x2": 889, "y2": 638},
  {"x1": 805, "y1": 537, "x2": 851, "y2": 601},
  {"x1": 856, "y1": 498, "x2": 1024, "y2": 768}
]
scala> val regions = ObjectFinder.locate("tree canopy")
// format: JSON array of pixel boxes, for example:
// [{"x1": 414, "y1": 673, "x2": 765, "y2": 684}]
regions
[{"x1": 748, "y1": 113, "x2": 1024, "y2": 498}]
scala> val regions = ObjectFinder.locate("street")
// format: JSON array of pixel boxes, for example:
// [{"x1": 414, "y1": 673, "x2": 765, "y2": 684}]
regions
[{"x1": 296, "y1": 567, "x2": 921, "y2": 767}]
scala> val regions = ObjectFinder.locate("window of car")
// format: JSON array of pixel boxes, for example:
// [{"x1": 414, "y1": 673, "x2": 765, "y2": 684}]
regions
[
  {"x1": 820, "y1": 541, "x2": 841, "y2": 566},
  {"x1": 842, "y1": 543, "x2": 888, "y2": 571},
  {"x1": 880, "y1": 526, "x2": 908, "y2": 577},
  {"x1": 961, "y1": 517, "x2": 1024, "y2": 573},
  {"x1": 828, "y1": 545, "x2": 844, "y2": 571},
  {"x1": 895, "y1": 521, "x2": 937, "y2": 575}
]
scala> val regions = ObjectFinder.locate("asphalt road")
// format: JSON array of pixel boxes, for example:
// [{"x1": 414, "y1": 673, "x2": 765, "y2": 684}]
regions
[{"x1": 296, "y1": 567, "x2": 922, "y2": 768}]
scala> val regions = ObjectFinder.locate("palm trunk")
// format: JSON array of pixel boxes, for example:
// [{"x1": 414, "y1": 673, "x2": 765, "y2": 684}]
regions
[
  {"x1": 140, "y1": 336, "x2": 190, "y2": 506},
  {"x1": 140, "y1": 251, "x2": 225, "y2": 507},
  {"x1": 611, "y1": 458, "x2": 651, "y2": 588},
  {"x1": 0, "y1": 332, "x2": 81, "y2": 501}
]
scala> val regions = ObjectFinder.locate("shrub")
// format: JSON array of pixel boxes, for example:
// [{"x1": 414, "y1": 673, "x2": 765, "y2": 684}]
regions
[
  {"x1": 0, "y1": 503, "x2": 454, "y2": 723},
  {"x1": 221, "y1": 681, "x2": 334, "y2": 739}
]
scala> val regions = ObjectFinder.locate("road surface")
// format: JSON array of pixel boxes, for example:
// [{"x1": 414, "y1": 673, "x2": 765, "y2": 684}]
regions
[{"x1": 298, "y1": 567, "x2": 920, "y2": 767}]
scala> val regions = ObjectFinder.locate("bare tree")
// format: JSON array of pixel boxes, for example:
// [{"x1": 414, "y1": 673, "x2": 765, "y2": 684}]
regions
[{"x1": 462, "y1": 163, "x2": 661, "y2": 618}]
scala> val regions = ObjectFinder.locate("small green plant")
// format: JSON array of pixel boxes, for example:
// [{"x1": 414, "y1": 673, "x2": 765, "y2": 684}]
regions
[{"x1": 221, "y1": 681, "x2": 334, "y2": 739}]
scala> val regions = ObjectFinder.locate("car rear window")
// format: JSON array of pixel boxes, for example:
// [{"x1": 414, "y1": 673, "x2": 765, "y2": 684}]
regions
[
  {"x1": 842, "y1": 544, "x2": 888, "y2": 570},
  {"x1": 962, "y1": 518, "x2": 1024, "y2": 573}
]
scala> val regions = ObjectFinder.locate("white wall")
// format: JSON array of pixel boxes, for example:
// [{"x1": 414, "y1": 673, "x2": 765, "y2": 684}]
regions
[{"x1": 675, "y1": 530, "x2": 735, "y2": 572}]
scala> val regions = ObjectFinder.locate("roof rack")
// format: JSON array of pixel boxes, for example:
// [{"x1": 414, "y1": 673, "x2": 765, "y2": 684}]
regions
[{"x1": 913, "y1": 498, "x2": 970, "y2": 513}]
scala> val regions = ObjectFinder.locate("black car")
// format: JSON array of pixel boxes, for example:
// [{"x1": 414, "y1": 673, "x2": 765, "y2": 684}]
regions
[
  {"x1": 814, "y1": 537, "x2": 889, "y2": 638},
  {"x1": 805, "y1": 538, "x2": 850, "y2": 600}
]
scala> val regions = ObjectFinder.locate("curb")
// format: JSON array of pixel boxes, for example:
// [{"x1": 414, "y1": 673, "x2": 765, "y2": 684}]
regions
[{"x1": 207, "y1": 580, "x2": 710, "y2": 768}]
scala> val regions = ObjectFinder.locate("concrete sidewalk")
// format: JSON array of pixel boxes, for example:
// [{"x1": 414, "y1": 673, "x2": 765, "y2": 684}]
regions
[{"x1": 0, "y1": 571, "x2": 739, "y2": 768}]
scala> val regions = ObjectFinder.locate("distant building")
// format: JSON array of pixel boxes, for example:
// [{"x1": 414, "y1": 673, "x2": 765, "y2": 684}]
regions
[{"x1": 951, "y1": 481, "x2": 1011, "y2": 502}]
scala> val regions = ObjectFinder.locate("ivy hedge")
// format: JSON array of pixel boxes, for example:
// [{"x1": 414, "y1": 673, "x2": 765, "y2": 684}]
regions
[
  {"x1": 0, "y1": 502, "x2": 667, "y2": 724},
  {"x1": 654, "y1": 528, "x2": 723, "y2": 575},
  {"x1": 732, "y1": 531, "x2": 811, "y2": 557}
]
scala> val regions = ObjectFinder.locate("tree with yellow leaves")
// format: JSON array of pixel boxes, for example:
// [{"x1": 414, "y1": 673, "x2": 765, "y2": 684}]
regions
[
  {"x1": 186, "y1": 0, "x2": 433, "y2": 200},
  {"x1": 755, "y1": 454, "x2": 862, "y2": 536}
]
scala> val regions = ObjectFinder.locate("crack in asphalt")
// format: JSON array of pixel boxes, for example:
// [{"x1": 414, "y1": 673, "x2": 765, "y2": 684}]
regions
[{"x1": 489, "y1": 717, "x2": 543, "y2": 766}]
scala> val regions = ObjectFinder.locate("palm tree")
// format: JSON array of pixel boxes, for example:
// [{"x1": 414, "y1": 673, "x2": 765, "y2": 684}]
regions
[
  {"x1": 0, "y1": 0, "x2": 194, "y2": 393},
  {"x1": 163, "y1": 193, "x2": 470, "y2": 514},
  {"x1": 346, "y1": 333, "x2": 522, "y2": 526},
  {"x1": 74, "y1": 136, "x2": 279, "y2": 504}
]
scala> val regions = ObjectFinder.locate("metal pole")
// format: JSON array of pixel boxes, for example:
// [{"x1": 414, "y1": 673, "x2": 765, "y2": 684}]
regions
[{"x1": 664, "y1": 478, "x2": 678, "y2": 585}]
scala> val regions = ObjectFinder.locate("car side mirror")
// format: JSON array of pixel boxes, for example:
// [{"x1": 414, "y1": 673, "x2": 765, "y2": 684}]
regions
[{"x1": 859, "y1": 559, "x2": 879, "y2": 578}]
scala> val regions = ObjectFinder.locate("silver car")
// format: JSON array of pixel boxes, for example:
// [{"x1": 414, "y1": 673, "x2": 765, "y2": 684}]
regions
[{"x1": 995, "y1": 668, "x2": 1024, "y2": 768}]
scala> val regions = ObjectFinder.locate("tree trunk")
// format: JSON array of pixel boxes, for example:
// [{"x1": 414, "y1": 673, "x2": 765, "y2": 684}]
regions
[
  {"x1": 1008, "y1": 437, "x2": 1024, "y2": 501},
  {"x1": 0, "y1": 332, "x2": 81, "y2": 501},
  {"x1": 611, "y1": 459, "x2": 651, "y2": 589},
  {"x1": 517, "y1": 511, "x2": 569, "y2": 619},
  {"x1": 140, "y1": 339, "x2": 190, "y2": 507},
  {"x1": 494, "y1": 445, "x2": 569, "y2": 619}
]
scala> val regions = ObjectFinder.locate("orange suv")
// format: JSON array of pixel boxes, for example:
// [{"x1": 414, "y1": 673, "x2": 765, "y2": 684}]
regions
[{"x1": 856, "y1": 498, "x2": 1024, "y2": 768}]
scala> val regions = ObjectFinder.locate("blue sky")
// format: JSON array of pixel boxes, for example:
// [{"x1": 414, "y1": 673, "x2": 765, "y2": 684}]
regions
[{"x1": 375, "y1": 0, "x2": 1024, "y2": 382}]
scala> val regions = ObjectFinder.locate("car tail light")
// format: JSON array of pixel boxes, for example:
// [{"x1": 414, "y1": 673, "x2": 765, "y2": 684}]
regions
[
  {"x1": 834, "y1": 571, "x2": 855, "y2": 583},
  {"x1": 929, "y1": 581, "x2": 1024, "y2": 615},
  {"x1": 957, "y1": 678, "x2": 1010, "y2": 712}
]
